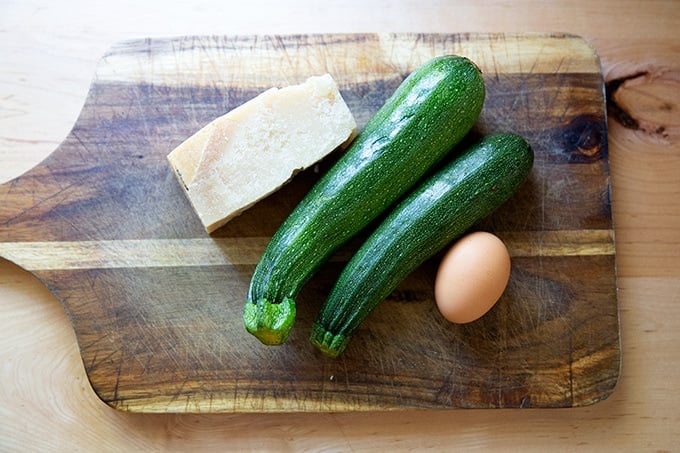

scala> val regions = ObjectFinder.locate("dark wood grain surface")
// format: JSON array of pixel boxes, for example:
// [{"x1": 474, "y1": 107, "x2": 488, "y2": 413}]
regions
[{"x1": 0, "y1": 33, "x2": 619, "y2": 412}]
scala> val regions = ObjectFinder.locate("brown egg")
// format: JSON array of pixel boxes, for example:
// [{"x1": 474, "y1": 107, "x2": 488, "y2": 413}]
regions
[{"x1": 434, "y1": 231, "x2": 511, "y2": 323}]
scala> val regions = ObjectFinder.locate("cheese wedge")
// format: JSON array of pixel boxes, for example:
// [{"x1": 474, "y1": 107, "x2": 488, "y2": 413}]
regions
[{"x1": 168, "y1": 74, "x2": 357, "y2": 233}]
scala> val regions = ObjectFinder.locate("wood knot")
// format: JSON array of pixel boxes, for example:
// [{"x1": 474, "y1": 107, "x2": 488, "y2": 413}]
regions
[
  {"x1": 554, "y1": 114, "x2": 607, "y2": 163},
  {"x1": 606, "y1": 68, "x2": 679, "y2": 143}
]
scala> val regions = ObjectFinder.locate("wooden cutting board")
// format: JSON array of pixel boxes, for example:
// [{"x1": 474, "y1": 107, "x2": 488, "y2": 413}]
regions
[{"x1": 0, "y1": 33, "x2": 619, "y2": 413}]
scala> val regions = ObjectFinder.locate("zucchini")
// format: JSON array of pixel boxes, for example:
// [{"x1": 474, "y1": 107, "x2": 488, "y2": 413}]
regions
[
  {"x1": 311, "y1": 133, "x2": 534, "y2": 357},
  {"x1": 244, "y1": 55, "x2": 486, "y2": 345}
]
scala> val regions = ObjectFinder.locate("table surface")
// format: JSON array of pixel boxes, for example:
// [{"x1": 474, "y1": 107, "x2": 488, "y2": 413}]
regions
[{"x1": 1, "y1": 0, "x2": 678, "y2": 450}]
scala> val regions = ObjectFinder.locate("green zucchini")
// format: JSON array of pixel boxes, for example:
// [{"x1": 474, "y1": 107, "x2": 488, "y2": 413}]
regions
[
  {"x1": 244, "y1": 55, "x2": 486, "y2": 345},
  {"x1": 311, "y1": 133, "x2": 534, "y2": 357}
]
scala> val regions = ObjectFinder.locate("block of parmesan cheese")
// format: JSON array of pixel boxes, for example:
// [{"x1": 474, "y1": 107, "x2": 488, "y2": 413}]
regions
[{"x1": 167, "y1": 74, "x2": 357, "y2": 233}]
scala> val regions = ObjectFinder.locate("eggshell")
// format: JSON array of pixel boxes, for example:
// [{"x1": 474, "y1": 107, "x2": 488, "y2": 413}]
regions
[{"x1": 434, "y1": 231, "x2": 511, "y2": 324}]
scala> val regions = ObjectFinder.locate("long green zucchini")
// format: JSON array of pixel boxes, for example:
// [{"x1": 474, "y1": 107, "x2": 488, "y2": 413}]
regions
[
  {"x1": 244, "y1": 55, "x2": 486, "y2": 345},
  {"x1": 311, "y1": 133, "x2": 534, "y2": 357}
]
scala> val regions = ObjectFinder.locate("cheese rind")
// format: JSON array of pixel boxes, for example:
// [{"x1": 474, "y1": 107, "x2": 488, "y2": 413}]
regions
[{"x1": 167, "y1": 74, "x2": 357, "y2": 233}]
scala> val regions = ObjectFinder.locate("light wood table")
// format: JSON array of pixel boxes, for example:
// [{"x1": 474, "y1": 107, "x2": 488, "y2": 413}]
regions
[{"x1": 2, "y1": 1, "x2": 678, "y2": 450}]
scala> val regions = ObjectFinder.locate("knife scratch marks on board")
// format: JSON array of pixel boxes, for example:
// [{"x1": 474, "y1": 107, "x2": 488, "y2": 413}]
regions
[
  {"x1": 274, "y1": 35, "x2": 296, "y2": 85},
  {"x1": 0, "y1": 230, "x2": 616, "y2": 271},
  {"x1": 197, "y1": 36, "x2": 223, "y2": 86},
  {"x1": 69, "y1": 129, "x2": 95, "y2": 166},
  {"x1": 528, "y1": 42, "x2": 544, "y2": 76},
  {"x1": 111, "y1": 351, "x2": 124, "y2": 404}
]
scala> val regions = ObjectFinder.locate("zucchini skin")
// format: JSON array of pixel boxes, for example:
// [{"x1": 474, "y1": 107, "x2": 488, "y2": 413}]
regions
[
  {"x1": 244, "y1": 55, "x2": 486, "y2": 345},
  {"x1": 311, "y1": 133, "x2": 534, "y2": 357}
]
